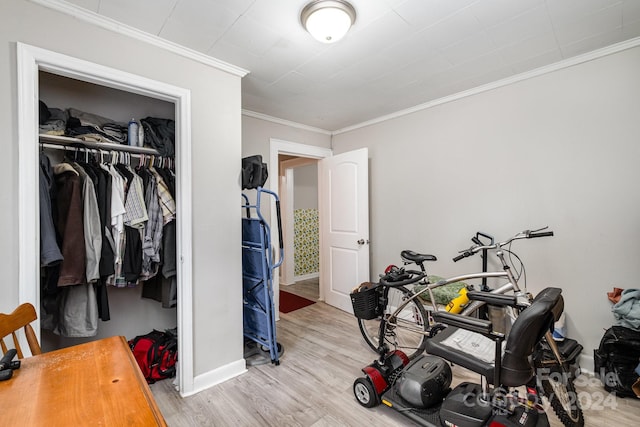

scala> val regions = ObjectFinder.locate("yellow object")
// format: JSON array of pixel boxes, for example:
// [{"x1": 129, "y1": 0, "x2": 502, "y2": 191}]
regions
[{"x1": 445, "y1": 287, "x2": 469, "y2": 314}]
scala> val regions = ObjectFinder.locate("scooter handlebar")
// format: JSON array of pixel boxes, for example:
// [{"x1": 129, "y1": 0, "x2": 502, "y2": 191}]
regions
[{"x1": 379, "y1": 270, "x2": 425, "y2": 287}]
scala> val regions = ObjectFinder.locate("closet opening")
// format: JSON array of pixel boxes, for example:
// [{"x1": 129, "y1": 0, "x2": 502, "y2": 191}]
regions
[
  {"x1": 17, "y1": 43, "x2": 194, "y2": 395},
  {"x1": 38, "y1": 71, "x2": 178, "y2": 352}
]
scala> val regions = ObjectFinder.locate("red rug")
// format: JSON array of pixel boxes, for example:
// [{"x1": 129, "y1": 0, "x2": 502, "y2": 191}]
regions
[{"x1": 279, "y1": 290, "x2": 316, "y2": 313}]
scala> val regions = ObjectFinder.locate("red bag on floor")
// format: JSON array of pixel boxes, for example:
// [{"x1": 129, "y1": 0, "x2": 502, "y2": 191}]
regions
[{"x1": 128, "y1": 329, "x2": 177, "y2": 383}]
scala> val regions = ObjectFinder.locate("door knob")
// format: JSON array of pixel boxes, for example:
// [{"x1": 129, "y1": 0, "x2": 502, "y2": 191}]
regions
[{"x1": 357, "y1": 239, "x2": 369, "y2": 245}]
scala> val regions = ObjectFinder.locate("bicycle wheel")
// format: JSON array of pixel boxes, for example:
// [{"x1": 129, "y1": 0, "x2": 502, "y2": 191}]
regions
[
  {"x1": 357, "y1": 286, "x2": 429, "y2": 359},
  {"x1": 537, "y1": 364, "x2": 584, "y2": 427}
]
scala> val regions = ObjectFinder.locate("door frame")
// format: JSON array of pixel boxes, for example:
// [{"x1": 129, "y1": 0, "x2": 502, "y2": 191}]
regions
[
  {"x1": 279, "y1": 156, "x2": 319, "y2": 286},
  {"x1": 17, "y1": 43, "x2": 195, "y2": 395},
  {"x1": 269, "y1": 139, "x2": 332, "y2": 309}
]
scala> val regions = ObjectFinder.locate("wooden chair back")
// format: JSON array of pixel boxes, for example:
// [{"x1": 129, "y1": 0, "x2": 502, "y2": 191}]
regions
[{"x1": 0, "y1": 303, "x2": 42, "y2": 359}]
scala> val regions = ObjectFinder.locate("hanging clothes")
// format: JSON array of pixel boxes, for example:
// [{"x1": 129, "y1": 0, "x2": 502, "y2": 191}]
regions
[
  {"x1": 53, "y1": 162, "x2": 86, "y2": 287},
  {"x1": 71, "y1": 162, "x2": 102, "y2": 284},
  {"x1": 140, "y1": 167, "x2": 163, "y2": 280},
  {"x1": 40, "y1": 146, "x2": 178, "y2": 337},
  {"x1": 42, "y1": 155, "x2": 99, "y2": 337},
  {"x1": 39, "y1": 153, "x2": 63, "y2": 267}
]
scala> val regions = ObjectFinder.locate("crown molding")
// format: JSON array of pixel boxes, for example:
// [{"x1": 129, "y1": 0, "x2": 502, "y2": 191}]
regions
[
  {"x1": 242, "y1": 109, "x2": 332, "y2": 135},
  {"x1": 29, "y1": 0, "x2": 249, "y2": 77},
  {"x1": 333, "y1": 36, "x2": 640, "y2": 135}
]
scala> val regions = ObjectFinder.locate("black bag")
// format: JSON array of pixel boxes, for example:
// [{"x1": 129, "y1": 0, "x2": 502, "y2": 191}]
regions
[
  {"x1": 128, "y1": 329, "x2": 178, "y2": 383},
  {"x1": 594, "y1": 326, "x2": 640, "y2": 397},
  {"x1": 242, "y1": 155, "x2": 268, "y2": 189}
]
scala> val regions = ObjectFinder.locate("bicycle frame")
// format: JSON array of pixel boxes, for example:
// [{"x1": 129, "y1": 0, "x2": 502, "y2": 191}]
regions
[{"x1": 384, "y1": 271, "x2": 512, "y2": 334}]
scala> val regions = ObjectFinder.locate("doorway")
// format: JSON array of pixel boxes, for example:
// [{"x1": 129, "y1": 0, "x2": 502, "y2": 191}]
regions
[
  {"x1": 269, "y1": 140, "x2": 370, "y2": 317},
  {"x1": 279, "y1": 155, "x2": 320, "y2": 301},
  {"x1": 269, "y1": 139, "x2": 332, "y2": 315}
]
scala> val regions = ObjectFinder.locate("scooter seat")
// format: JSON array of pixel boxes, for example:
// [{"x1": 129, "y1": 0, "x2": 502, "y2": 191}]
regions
[{"x1": 426, "y1": 287, "x2": 560, "y2": 387}]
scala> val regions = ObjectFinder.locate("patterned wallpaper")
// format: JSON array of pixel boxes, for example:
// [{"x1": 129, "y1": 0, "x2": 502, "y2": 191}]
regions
[{"x1": 294, "y1": 209, "x2": 319, "y2": 276}]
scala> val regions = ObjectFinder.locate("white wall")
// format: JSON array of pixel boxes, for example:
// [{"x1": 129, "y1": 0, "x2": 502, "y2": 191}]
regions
[
  {"x1": 1, "y1": 0, "x2": 243, "y2": 384},
  {"x1": 332, "y1": 46, "x2": 640, "y2": 366}
]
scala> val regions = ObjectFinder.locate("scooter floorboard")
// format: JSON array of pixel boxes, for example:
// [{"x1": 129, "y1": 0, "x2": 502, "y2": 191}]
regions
[
  {"x1": 380, "y1": 385, "x2": 552, "y2": 427},
  {"x1": 381, "y1": 386, "x2": 443, "y2": 427}
]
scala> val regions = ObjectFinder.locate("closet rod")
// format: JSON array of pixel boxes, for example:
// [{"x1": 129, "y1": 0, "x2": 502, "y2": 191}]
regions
[
  {"x1": 39, "y1": 143, "x2": 160, "y2": 160},
  {"x1": 39, "y1": 134, "x2": 161, "y2": 155}
]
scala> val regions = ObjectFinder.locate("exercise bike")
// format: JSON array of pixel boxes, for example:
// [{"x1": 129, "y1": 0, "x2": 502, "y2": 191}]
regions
[{"x1": 353, "y1": 286, "x2": 564, "y2": 427}]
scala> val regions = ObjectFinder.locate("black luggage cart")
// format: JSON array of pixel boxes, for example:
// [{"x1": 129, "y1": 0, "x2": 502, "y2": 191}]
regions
[{"x1": 241, "y1": 187, "x2": 284, "y2": 365}]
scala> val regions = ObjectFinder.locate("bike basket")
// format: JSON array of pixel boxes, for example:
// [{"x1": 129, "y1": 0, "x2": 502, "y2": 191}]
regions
[{"x1": 350, "y1": 285, "x2": 381, "y2": 320}]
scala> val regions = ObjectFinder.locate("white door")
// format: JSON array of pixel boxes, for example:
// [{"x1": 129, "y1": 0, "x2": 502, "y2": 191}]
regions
[{"x1": 319, "y1": 148, "x2": 370, "y2": 313}]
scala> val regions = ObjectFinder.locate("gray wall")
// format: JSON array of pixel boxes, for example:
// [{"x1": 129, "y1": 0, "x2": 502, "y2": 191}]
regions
[
  {"x1": 242, "y1": 114, "x2": 331, "y2": 164},
  {"x1": 332, "y1": 46, "x2": 640, "y2": 364},
  {"x1": 241, "y1": 114, "x2": 331, "y2": 221},
  {"x1": 294, "y1": 163, "x2": 318, "y2": 210},
  {"x1": 1, "y1": 0, "x2": 243, "y2": 380}
]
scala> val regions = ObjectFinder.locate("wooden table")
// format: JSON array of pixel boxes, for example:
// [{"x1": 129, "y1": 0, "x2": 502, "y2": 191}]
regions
[{"x1": 0, "y1": 335, "x2": 167, "y2": 426}]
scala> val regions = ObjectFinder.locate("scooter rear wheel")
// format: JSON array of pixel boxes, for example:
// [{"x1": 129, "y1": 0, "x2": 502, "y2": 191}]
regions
[{"x1": 353, "y1": 377, "x2": 380, "y2": 408}]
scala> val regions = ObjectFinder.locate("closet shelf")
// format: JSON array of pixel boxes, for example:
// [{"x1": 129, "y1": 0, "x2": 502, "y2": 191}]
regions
[{"x1": 39, "y1": 134, "x2": 161, "y2": 155}]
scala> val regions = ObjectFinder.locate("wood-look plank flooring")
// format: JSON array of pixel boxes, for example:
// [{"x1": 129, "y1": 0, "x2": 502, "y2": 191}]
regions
[{"x1": 151, "y1": 279, "x2": 640, "y2": 426}]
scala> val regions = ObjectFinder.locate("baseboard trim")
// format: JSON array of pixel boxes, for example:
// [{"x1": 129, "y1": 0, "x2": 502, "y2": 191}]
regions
[
  {"x1": 294, "y1": 272, "x2": 319, "y2": 282},
  {"x1": 577, "y1": 353, "x2": 594, "y2": 376},
  {"x1": 183, "y1": 358, "x2": 246, "y2": 397}
]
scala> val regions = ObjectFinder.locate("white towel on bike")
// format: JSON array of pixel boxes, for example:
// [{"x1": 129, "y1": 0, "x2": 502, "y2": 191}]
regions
[{"x1": 440, "y1": 328, "x2": 505, "y2": 364}]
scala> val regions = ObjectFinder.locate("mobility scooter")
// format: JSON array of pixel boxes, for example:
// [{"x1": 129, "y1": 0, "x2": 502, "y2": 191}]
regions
[{"x1": 353, "y1": 286, "x2": 564, "y2": 427}]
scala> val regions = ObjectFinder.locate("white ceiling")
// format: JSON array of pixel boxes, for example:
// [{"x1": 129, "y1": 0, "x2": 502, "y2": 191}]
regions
[{"x1": 59, "y1": 0, "x2": 640, "y2": 131}]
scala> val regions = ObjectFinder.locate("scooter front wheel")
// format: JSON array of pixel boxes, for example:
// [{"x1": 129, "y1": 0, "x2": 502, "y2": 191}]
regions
[
  {"x1": 353, "y1": 377, "x2": 380, "y2": 408},
  {"x1": 538, "y1": 365, "x2": 584, "y2": 427}
]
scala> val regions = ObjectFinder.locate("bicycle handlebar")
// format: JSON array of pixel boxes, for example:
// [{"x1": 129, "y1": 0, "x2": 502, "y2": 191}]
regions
[
  {"x1": 528, "y1": 231, "x2": 554, "y2": 238},
  {"x1": 452, "y1": 227, "x2": 554, "y2": 262}
]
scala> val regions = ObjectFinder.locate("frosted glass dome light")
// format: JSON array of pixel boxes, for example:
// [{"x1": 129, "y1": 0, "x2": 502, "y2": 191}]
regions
[{"x1": 301, "y1": 1, "x2": 356, "y2": 44}]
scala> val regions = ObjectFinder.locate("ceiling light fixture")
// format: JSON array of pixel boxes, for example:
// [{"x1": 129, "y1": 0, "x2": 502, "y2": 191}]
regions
[{"x1": 301, "y1": 0, "x2": 356, "y2": 44}]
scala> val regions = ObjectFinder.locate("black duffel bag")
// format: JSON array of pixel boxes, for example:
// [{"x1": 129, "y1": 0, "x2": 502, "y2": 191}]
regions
[{"x1": 594, "y1": 325, "x2": 640, "y2": 397}]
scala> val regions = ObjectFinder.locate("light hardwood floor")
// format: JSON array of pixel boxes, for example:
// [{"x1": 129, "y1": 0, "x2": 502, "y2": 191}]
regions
[{"x1": 151, "y1": 280, "x2": 640, "y2": 426}]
